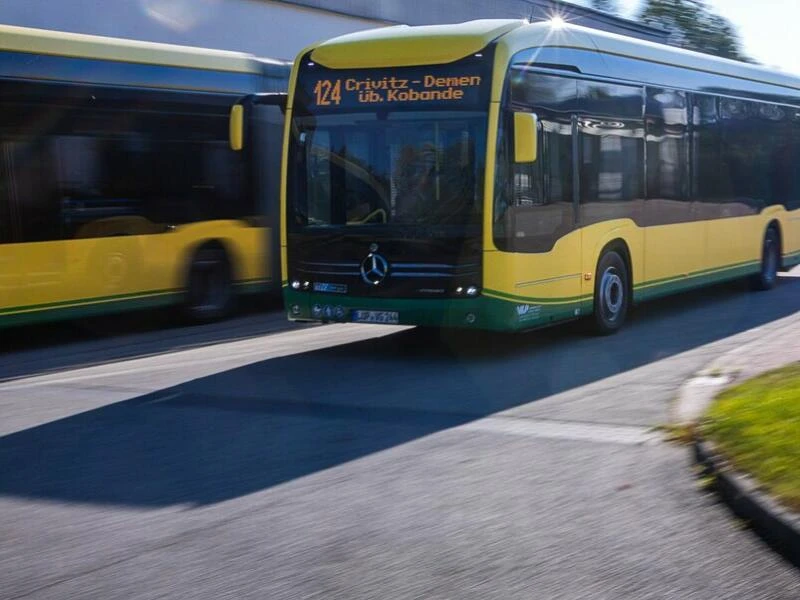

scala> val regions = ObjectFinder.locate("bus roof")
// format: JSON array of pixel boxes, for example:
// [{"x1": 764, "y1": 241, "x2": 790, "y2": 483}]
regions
[
  {"x1": 0, "y1": 23, "x2": 262, "y2": 75},
  {"x1": 309, "y1": 19, "x2": 523, "y2": 68},
  {"x1": 501, "y1": 21, "x2": 800, "y2": 93},
  {"x1": 307, "y1": 18, "x2": 800, "y2": 94}
]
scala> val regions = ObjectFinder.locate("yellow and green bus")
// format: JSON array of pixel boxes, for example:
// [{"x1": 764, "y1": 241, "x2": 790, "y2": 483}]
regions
[
  {"x1": 277, "y1": 19, "x2": 800, "y2": 333},
  {"x1": 0, "y1": 24, "x2": 288, "y2": 328}
]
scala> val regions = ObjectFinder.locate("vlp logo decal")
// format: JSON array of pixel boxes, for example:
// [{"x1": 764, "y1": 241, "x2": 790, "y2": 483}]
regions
[{"x1": 516, "y1": 304, "x2": 542, "y2": 322}]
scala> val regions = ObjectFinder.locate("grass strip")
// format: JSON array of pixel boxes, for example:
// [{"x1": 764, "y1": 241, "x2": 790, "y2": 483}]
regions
[{"x1": 702, "y1": 363, "x2": 800, "y2": 512}]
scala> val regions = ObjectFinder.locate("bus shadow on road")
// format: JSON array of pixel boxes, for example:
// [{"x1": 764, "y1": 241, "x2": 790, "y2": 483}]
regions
[
  {"x1": 0, "y1": 296, "x2": 289, "y2": 382},
  {"x1": 0, "y1": 276, "x2": 797, "y2": 508}
]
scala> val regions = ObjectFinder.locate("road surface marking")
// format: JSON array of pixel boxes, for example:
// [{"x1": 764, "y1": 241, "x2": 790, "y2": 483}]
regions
[{"x1": 460, "y1": 416, "x2": 660, "y2": 446}]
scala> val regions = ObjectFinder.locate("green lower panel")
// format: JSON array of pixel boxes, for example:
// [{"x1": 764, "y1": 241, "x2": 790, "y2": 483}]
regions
[
  {"x1": 634, "y1": 261, "x2": 759, "y2": 302},
  {"x1": 0, "y1": 292, "x2": 182, "y2": 329},
  {"x1": 784, "y1": 250, "x2": 800, "y2": 268},
  {"x1": 283, "y1": 254, "x2": 791, "y2": 333},
  {"x1": 234, "y1": 278, "x2": 274, "y2": 295},
  {"x1": 283, "y1": 289, "x2": 583, "y2": 332},
  {"x1": 0, "y1": 277, "x2": 273, "y2": 330},
  {"x1": 285, "y1": 256, "x2": 779, "y2": 332}
]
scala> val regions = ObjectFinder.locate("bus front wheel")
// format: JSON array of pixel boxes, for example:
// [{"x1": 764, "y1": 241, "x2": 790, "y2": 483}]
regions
[
  {"x1": 750, "y1": 227, "x2": 780, "y2": 291},
  {"x1": 592, "y1": 250, "x2": 629, "y2": 335},
  {"x1": 184, "y1": 244, "x2": 234, "y2": 323}
]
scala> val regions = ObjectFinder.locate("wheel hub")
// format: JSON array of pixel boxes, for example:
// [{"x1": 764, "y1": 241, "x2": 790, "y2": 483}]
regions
[{"x1": 601, "y1": 268, "x2": 624, "y2": 319}]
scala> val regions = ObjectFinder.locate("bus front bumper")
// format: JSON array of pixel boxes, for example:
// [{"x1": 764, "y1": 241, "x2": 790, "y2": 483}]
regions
[{"x1": 283, "y1": 289, "x2": 584, "y2": 332}]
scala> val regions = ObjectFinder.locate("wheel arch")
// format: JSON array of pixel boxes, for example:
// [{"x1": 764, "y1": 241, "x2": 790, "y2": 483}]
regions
[
  {"x1": 595, "y1": 237, "x2": 634, "y2": 306},
  {"x1": 181, "y1": 237, "x2": 242, "y2": 289},
  {"x1": 180, "y1": 237, "x2": 241, "y2": 322}
]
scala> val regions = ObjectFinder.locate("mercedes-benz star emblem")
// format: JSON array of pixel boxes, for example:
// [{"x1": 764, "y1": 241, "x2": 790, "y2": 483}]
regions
[{"x1": 360, "y1": 252, "x2": 389, "y2": 286}]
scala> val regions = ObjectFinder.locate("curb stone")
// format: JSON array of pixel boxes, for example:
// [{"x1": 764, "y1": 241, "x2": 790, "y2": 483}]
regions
[
  {"x1": 694, "y1": 439, "x2": 800, "y2": 567},
  {"x1": 672, "y1": 310, "x2": 800, "y2": 567}
]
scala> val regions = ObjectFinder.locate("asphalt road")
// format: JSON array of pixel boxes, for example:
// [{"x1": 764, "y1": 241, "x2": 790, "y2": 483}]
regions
[{"x1": 1, "y1": 275, "x2": 800, "y2": 599}]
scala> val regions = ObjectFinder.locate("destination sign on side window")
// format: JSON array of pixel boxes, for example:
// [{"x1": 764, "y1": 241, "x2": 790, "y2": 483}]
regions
[{"x1": 297, "y1": 62, "x2": 490, "y2": 111}]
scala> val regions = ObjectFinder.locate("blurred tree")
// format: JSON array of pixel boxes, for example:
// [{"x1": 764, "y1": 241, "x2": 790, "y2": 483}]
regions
[
  {"x1": 590, "y1": 0, "x2": 619, "y2": 14},
  {"x1": 638, "y1": 0, "x2": 753, "y2": 62}
]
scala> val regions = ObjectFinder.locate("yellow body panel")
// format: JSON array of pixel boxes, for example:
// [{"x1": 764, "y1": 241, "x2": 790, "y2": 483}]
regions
[
  {"x1": 0, "y1": 221, "x2": 267, "y2": 316},
  {"x1": 480, "y1": 209, "x2": 784, "y2": 307},
  {"x1": 787, "y1": 208, "x2": 800, "y2": 254},
  {"x1": 483, "y1": 230, "x2": 583, "y2": 304},
  {"x1": 706, "y1": 215, "x2": 751, "y2": 274},
  {"x1": 483, "y1": 219, "x2": 648, "y2": 308},
  {"x1": 643, "y1": 221, "x2": 706, "y2": 285},
  {"x1": 310, "y1": 20, "x2": 522, "y2": 69}
]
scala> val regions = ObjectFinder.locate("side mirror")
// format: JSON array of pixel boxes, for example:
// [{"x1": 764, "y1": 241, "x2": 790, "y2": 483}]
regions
[
  {"x1": 513, "y1": 112, "x2": 538, "y2": 163},
  {"x1": 229, "y1": 104, "x2": 244, "y2": 151},
  {"x1": 229, "y1": 93, "x2": 287, "y2": 151}
]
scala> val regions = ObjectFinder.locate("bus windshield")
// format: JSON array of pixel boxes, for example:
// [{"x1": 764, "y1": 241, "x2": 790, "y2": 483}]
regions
[{"x1": 289, "y1": 110, "x2": 487, "y2": 229}]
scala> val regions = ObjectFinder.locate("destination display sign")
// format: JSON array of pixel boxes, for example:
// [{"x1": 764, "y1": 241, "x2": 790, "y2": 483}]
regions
[{"x1": 296, "y1": 59, "x2": 491, "y2": 112}]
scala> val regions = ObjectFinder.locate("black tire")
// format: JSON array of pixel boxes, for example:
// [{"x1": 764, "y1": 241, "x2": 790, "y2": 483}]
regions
[
  {"x1": 184, "y1": 245, "x2": 234, "y2": 323},
  {"x1": 750, "y1": 227, "x2": 780, "y2": 291},
  {"x1": 592, "y1": 250, "x2": 630, "y2": 335}
]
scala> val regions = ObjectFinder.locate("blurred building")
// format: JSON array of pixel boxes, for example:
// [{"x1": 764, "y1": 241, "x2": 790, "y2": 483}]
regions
[{"x1": 0, "y1": 0, "x2": 668, "y2": 61}]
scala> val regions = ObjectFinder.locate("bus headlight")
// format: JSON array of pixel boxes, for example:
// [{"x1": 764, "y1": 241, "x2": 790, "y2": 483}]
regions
[
  {"x1": 291, "y1": 280, "x2": 301, "y2": 290},
  {"x1": 466, "y1": 286, "x2": 480, "y2": 297}
]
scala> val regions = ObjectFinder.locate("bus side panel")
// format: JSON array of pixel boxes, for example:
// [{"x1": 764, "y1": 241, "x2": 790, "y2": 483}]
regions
[
  {"x1": 0, "y1": 244, "x2": 16, "y2": 312},
  {"x1": 642, "y1": 220, "x2": 705, "y2": 293},
  {"x1": 700, "y1": 198, "x2": 769, "y2": 279},
  {"x1": 1, "y1": 236, "x2": 175, "y2": 325},
  {"x1": 786, "y1": 206, "x2": 800, "y2": 264},
  {"x1": 483, "y1": 229, "x2": 583, "y2": 330},
  {"x1": 0, "y1": 242, "x2": 65, "y2": 318},
  {"x1": 482, "y1": 218, "x2": 647, "y2": 328},
  {"x1": 166, "y1": 220, "x2": 269, "y2": 293},
  {"x1": 0, "y1": 219, "x2": 266, "y2": 327}
]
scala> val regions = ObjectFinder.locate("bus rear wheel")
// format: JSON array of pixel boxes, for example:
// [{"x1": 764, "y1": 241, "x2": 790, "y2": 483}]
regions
[
  {"x1": 592, "y1": 250, "x2": 629, "y2": 335},
  {"x1": 750, "y1": 227, "x2": 780, "y2": 291},
  {"x1": 184, "y1": 244, "x2": 234, "y2": 323}
]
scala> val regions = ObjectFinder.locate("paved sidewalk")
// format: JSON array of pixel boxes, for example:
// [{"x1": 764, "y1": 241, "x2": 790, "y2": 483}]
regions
[
  {"x1": 674, "y1": 304, "x2": 800, "y2": 566},
  {"x1": 674, "y1": 308, "x2": 800, "y2": 425}
]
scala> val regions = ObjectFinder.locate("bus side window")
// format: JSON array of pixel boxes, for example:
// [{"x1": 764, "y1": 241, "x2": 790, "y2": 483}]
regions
[
  {"x1": 577, "y1": 80, "x2": 644, "y2": 226},
  {"x1": 496, "y1": 70, "x2": 578, "y2": 253}
]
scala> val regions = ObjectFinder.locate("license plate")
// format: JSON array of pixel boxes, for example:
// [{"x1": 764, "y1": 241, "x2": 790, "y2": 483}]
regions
[
  {"x1": 352, "y1": 310, "x2": 400, "y2": 325},
  {"x1": 313, "y1": 282, "x2": 347, "y2": 294}
]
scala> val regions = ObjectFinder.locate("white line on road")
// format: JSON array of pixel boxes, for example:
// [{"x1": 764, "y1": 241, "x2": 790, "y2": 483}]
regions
[
  {"x1": 460, "y1": 415, "x2": 661, "y2": 446},
  {"x1": 139, "y1": 392, "x2": 184, "y2": 406}
]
